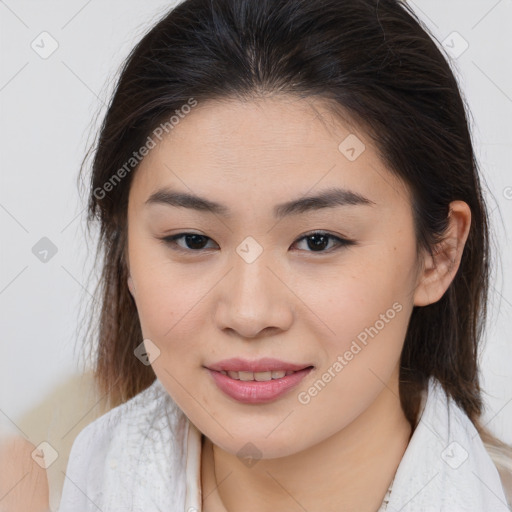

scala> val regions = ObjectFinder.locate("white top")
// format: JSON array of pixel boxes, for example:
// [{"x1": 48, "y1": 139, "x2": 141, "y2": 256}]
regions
[{"x1": 58, "y1": 376, "x2": 511, "y2": 511}]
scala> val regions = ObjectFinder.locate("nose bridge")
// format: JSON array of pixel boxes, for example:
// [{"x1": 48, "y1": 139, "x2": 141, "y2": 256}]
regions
[
  {"x1": 230, "y1": 238, "x2": 276, "y2": 308},
  {"x1": 215, "y1": 236, "x2": 292, "y2": 337}
]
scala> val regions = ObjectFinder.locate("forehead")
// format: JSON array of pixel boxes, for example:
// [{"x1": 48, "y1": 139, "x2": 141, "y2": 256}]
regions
[
  {"x1": 130, "y1": 95, "x2": 410, "y2": 212},
  {"x1": 149, "y1": 95, "x2": 358, "y2": 161}
]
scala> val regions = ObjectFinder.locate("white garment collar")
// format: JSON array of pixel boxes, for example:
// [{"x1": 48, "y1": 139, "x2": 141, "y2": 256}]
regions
[
  {"x1": 384, "y1": 377, "x2": 509, "y2": 511},
  {"x1": 58, "y1": 376, "x2": 510, "y2": 511}
]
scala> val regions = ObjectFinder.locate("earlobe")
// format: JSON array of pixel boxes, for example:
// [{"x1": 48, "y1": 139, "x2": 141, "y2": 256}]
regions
[
  {"x1": 413, "y1": 200, "x2": 471, "y2": 307},
  {"x1": 413, "y1": 242, "x2": 456, "y2": 306}
]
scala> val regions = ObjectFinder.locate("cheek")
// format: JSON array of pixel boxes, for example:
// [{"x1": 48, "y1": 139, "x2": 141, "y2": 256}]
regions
[
  {"x1": 310, "y1": 259, "x2": 407, "y2": 327},
  {"x1": 128, "y1": 238, "x2": 208, "y2": 342},
  {"x1": 302, "y1": 248, "x2": 414, "y2": 371}
]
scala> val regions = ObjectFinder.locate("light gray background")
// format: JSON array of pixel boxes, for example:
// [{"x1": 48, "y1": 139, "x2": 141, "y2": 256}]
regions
[{"x1": 1, "y1": 0, "x2": 511, "y2": 507}]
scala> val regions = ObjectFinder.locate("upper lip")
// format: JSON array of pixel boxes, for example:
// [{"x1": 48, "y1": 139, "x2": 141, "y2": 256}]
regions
[{"x1": 206, "y1": 358, "x2": 313, "y2": 373}]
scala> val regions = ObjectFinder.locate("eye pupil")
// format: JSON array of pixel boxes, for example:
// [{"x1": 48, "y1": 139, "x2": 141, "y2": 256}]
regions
[
  {"x1": 307, "y1": 234, "x2": 329, "y2": 251},
  {"x1": 185, "y1": 234, "x2": 208, "y2": 250}
]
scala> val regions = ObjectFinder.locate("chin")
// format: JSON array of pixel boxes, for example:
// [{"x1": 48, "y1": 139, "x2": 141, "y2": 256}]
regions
[{"x1": 209, "y1": 428, "x2": 307, "y2": 460}]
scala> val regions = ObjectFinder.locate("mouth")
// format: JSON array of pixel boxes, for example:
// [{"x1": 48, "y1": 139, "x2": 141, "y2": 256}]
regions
[
  {"x1": 205, "y1": 358, "x2": 315, "y2": 404},
  {"x1": 217, "y1": 369, "x2": 308, "y2": 381}
]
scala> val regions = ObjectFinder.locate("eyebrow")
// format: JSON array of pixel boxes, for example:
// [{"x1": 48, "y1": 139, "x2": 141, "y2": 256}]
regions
[{"x1": 144, "y1": 186, "x2": 375, "y2": 219}]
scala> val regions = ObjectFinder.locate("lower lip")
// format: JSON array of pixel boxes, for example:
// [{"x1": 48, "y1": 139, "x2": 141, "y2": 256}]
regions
[{"x1": 207, "y1": 367, "x2": 313, "y2": 404}]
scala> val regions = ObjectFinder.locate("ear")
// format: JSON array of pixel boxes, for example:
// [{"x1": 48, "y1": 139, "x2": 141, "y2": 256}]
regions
[{"x1": 413, "y1": 200, "x2": 471, "y2": 307}]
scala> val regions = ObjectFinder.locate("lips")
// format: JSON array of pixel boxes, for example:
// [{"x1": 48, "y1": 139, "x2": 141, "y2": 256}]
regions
[{"x1": 205, "y1": 358, "x2": 315, "y2": 404}]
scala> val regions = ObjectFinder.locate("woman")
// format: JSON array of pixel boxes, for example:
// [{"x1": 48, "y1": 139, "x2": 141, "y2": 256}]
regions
[{"x1": 59, "y1": 0, "x2": 512, "y2": 510}]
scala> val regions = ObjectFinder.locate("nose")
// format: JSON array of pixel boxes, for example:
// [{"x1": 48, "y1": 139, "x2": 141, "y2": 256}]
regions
[{"x1": 214, "y1": 247, "x2": 294, "y2": 339}]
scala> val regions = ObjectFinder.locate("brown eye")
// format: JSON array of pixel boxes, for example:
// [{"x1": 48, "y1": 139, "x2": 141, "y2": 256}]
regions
[
  {"x1": 160, "y1": 230, "x2": 355, "y2": 255},
  {"x1": 292, "y1": 231, "x2": 355, "y2": 253},
  {"x1": 162, "y1": 233, "x2": 218, "y2": 252}
]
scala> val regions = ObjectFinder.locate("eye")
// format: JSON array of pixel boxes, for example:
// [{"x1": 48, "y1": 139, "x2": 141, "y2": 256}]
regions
[
  {"x1": 160, "y1": 231, "x2": 355, "y2": 254},
  {"x1": 292, "y1": 231, "x2": 355, "y2": 253},
  {"x1": 162, "y1": 233, "x2": 218, "y2": 253}
]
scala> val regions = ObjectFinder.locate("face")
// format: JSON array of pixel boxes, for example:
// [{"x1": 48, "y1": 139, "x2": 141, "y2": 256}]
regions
[{"x1": 126, "y1": 95, "x2": 423, "y2": 458}]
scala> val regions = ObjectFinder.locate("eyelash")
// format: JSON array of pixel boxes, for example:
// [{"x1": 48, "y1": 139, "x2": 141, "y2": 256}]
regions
[{"x1": 160, "y1": 231, "x2": 355, "y2": 255}]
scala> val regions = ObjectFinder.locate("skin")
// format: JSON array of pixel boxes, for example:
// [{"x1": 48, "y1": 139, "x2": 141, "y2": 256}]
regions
[{"x1": 125, "y1": 95, "x2": 471, "y2": 512}]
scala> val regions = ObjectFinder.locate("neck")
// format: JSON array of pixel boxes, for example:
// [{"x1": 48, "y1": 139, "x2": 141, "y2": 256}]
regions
[{"x1": 202, "y1": 372, "x2": 412, "y2": 512}]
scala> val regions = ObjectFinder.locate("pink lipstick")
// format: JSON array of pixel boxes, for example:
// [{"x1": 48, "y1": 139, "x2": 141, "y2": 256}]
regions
[{"x1": 206, "y1": 358, "x2": 314, "y2": 404}]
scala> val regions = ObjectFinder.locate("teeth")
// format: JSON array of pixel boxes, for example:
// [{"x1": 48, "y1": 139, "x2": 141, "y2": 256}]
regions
[
  {"x1": 254, "y1": 371, "x2": 272, "y2": 381},
  {"x1": 222, "y1": 370, "x2": 295, "y2": 381}
]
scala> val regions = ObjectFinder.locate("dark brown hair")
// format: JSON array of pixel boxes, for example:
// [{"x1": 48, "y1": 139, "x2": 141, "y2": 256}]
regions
[{"x1": 78, "y1": 0, "x2": 512, "y2": 479}]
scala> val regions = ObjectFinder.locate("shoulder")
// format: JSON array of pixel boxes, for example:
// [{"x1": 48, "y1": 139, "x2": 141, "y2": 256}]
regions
[
  {"x1": 67, "y1": 378, "x2": 169, "y2": 461},
  {"x1": 387, "y1": 377, "x2": 510, "y2": 511},
  {"x1": 59, "y1": 378, "x2": 186, "y2": 511},
  {"x1": 427, "y1": 377, "x2": 512, "y2": 509}
]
